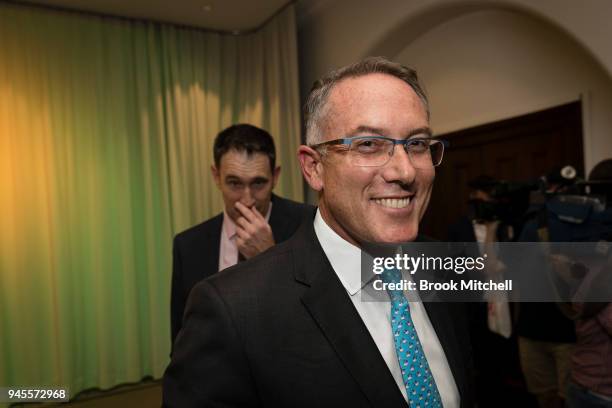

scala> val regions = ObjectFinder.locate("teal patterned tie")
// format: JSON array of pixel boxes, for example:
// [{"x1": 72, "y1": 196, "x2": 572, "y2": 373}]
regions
[{"x1": 381, "y1": 269, "x2": 443, "y2": 408}]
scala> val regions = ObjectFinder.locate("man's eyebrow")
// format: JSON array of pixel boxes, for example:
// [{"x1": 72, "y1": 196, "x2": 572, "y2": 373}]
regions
[
  {"x1": 346, "y1": 126, "x2": 433, "y2": 138},
  {"x1": 225, "y1": 175, "x2": 269, "y2": 183},
  {"x1": 407, "y1": 127, "x2": 433, "y2": 138},
  {"x1": 346, "y1": 126, "x2": 386, "y2": 136}
]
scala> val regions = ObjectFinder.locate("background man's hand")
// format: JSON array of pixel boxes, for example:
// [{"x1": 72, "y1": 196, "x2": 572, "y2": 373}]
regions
[{"x1": 235, "y1": 202, "x2": 275, "y2": 259}]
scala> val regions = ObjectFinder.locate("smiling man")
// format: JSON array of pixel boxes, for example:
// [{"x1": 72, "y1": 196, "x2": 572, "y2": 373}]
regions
[
  {"x1": 164, "y1": 58, "x2": 474, "y2": 407},
  {"x1": 170, "y1": 124, "x2": 310, "y2": 345}
]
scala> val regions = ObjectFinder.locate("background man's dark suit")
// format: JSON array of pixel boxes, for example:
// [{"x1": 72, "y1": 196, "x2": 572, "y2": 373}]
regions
[
  {"x1": 170, "y1": 194, "x2": 310, "y2": 343},
  {"x1": 164, "y1": 215, "x2": 475, "y2": 407},
  {"x1": 448, "y1": 215, "x2": 524, "y2": 407}
]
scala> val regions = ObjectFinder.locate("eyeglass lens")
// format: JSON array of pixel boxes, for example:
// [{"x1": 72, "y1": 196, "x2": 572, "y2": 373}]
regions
[{"x1": 350, "y1": 138, "x2": 444, "y2": 168}]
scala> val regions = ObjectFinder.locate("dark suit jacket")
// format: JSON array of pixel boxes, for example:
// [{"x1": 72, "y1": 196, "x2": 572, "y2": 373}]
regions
[
  {"x1": 171, "y1": 194, "x2": 311, "y2": 344},
  {"x1": 448, "y1": 216, "x2": 515, "y2": 243},
  {"x1": 164, "y1": 213, "x2": 475, "y2": 407}
]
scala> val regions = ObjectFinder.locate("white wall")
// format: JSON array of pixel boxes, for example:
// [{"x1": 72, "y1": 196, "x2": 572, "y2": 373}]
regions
[
  {"x1": 298, "y1": 0, "x2": 612, "y2": 173},
  {"x1": 394, "y1": 9, "x2": 612, "y2": 171}
]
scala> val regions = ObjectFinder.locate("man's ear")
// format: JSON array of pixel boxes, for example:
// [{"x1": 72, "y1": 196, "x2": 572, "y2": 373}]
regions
[
  {"x1": 272, "y1": 166, "x2": 281, "y2": 188},
  {"x1": 211, "y1": 165, "x2": 221, "y2": 188},
  {"x1": 298, "y1": 145, "x2": 324, "y2": 191}
]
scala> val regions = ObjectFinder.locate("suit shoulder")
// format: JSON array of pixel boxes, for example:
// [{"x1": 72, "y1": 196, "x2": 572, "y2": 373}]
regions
[
  {"x1": 416, "y1": 234, "x2": 438, "y2": 242},
  {"x1": 205, "y1": 238, "x2": 295, "y2": 293},
  {"x1": 272, "y1": 195, "x2": 314, "y2": 216},
  {"x1": 174, "y1": 213, "x2": 223, "y2": 246},
  {"x1": 268, "y1": 196, "x2": 315, "y2": 242}
]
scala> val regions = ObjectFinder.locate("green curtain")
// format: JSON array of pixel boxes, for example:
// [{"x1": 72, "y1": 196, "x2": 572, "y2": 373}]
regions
[{"x1": 0, "y1": 2, "x2": 302, "y2": 397}]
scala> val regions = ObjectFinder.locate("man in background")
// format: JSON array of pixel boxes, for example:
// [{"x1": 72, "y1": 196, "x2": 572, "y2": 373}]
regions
[
  {"x1": 163, "y1": 57, "x2": 474, "y2": 407},
  {"x1": 449, "y1": 175, "x2": 526, "y2": 407},
  {"x1": 170, "y1": 124, "x2": 310, "y2": 345},
  {"x1": 516, "y1": 166, "x2": 580, "y2": 408},
  {"x1": 566, "y1": 158, "x2": 612, "y2": 408}
]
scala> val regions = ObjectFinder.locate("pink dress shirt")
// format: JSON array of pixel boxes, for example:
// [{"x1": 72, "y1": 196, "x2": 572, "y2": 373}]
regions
[{"x1": 218, "y1": 203, "x2": 272, "y2": 272}]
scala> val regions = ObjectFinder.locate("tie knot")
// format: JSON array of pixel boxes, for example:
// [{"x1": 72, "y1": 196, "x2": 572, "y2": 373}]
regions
[
  {"x1": 380, "y1": 268, "x2": 405, "y2": 304},
  {"x1": 381, "y1": 268, "x2": 402, "y2": 285}
]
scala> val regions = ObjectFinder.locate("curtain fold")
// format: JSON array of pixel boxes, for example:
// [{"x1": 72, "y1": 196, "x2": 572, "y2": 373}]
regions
[{"x1": 0, "y1": 2, "x2": 302, "y2": 395}]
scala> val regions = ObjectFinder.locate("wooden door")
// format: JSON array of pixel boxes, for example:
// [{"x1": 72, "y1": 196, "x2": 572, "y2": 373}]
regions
[{"x1": 422, "y1": 101, "x2": 584, "y2": 240}]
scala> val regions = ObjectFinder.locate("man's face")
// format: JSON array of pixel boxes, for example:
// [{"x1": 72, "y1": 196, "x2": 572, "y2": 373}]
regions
[
  {"x1": 312, "y1": 73, "x2": 435, "y2": 245},
  {"x1": 469, "y1": 189, "x2": 494, "y2": 202},
  {"x1": 212, "y1": 149, "x2": 279, "y2": 222}
]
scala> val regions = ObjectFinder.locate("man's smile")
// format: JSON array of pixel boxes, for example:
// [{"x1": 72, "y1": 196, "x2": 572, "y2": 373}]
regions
[{"x1": 371, "y1": 196, "x2": 413, "y2": 209}]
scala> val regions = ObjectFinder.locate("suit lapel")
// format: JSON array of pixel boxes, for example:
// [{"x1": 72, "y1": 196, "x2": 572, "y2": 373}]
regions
[
  {"x1": 268, "y1": 194, "x2": 289, "y2": 241},
  {"x1": 204, "y1": 214, "x2": 223, "y2": 278},
  {"x1": 294, "y1": 224, "x2": 406, "y2": 408}
]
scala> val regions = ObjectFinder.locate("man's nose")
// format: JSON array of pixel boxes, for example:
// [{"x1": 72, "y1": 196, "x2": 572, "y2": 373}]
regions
[
  {"x1": 382, "y1": 144, "x2": 416, "y2": 185},
  {"x1": 240, "y1": 188, "x2": 256, "y2": 207}
]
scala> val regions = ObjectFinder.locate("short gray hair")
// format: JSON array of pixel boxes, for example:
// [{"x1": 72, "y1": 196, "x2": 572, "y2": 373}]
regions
[{"x1": 303, "y1": 56, "x2": 429, "y2": 145}]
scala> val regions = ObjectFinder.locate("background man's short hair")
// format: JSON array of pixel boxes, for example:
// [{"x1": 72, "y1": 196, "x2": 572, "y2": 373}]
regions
[
  {"x1": 303, "y1": 56, "x2": 430, "y2": 145},
  {"x1": 213, "y1": 124, "x2": 276, "y2": 171},
  {"x1": 588, "y1": 158, "x2": 612, "y2": 201},
  {"x1": 468, "y1": 175, "x2": 498, "y2": 194},
  {"x1": 589, "y1": 158, "x2": 612, "y2": 182}
]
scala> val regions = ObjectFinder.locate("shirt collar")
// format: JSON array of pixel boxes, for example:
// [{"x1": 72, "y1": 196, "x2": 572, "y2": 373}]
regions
[{"x1": 313, "y1": 209, "x2": 367, "y2": 296}]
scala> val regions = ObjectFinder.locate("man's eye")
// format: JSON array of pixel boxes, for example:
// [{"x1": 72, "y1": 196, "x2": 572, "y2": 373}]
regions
[
  {"x1": 407, "y1": 139, "x2": 429, "y2": 153},
  {"x1": 352, "y1": 138, "x2": 386, "y2": 154}
]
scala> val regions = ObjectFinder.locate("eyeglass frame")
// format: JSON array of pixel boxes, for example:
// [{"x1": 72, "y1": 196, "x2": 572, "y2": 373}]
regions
[{"x1": 308, "y1": 135, "x2": 449, "y2": 167}]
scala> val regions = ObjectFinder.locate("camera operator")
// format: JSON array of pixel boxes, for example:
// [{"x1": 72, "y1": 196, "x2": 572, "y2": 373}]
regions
[
  {"x1": 565, "y1": 159, "x2": 612, "y2": 408},
  {"x1": 516, "y1": 166, "x2": 580, "y2": 408},
  {"x1": 516, "y1": 162, "x2": 612, "y2": 408},
  {"x1": 448, "y1": 175, "x2": 521, "y2": 407}
]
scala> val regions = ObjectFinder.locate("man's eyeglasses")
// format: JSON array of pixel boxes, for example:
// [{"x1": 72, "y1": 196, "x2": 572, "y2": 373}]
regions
[{"x1": 309, "y1": 136, "x2": 448, "y2": 168}]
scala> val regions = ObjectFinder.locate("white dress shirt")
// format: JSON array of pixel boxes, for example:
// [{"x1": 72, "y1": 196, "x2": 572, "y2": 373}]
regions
[{"x1": 313, "y1": 210, "x2": 460, "y2": 407}]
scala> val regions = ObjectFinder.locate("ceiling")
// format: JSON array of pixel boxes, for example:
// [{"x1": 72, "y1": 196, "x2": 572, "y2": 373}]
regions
[{"x1": 21, "y1": 0, "x2": 291, "y2": 32}]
